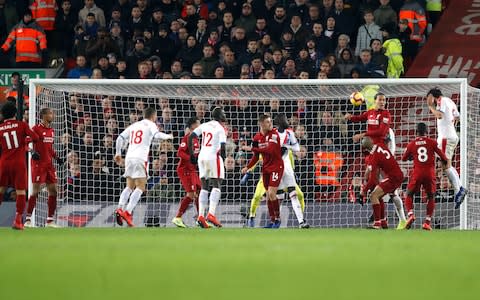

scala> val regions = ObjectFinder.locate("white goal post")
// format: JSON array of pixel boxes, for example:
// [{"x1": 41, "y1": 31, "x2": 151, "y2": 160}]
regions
[{"x1": 27, "y1": 78, "x2": 478, "y2": 229}]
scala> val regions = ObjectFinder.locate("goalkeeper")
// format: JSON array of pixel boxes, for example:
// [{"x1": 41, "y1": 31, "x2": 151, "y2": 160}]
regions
[{"x1": 242, "y1": 114, "x2": 307, "y2": 228}]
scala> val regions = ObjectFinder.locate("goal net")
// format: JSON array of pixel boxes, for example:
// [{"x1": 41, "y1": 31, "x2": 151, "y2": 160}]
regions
[{"x1": 28, "y1": 78, "x2": 477, "y2": 229}]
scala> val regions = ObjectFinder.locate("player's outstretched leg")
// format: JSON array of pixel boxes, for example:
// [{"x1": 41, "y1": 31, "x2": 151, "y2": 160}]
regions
[
  {"x1": 122, "y1": 187, "x2": 143, "y2": 227},
  {"x1": 444, "y1": 166, "x2": 467, "y2": 209},
  {"x1": 287, "y1": 187, "x2": 309, "y2": 228},
  {"x1": 196, "y1": 188, "x2": 210, "y2": 228},
  {"x1": 45, "y1": 184, "x2": 59, "y2": 228},
  {"x1": 391, "y1": 191, "x2": 407, "y2": 230},
  {"x1": 172, "y1": 194, "x2": 194, "y2": 228},
  {"x1": 423, "y1": 197, "x2": 435, "y2": 231}
]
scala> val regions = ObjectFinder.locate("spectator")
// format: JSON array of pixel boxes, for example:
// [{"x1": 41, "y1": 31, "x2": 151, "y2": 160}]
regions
[
  {"x1": 193, "y1": 19, "x2": 208, "y2": 45},
  {"x1": 380, "y1": 22, "x2": 404, "y2": 78},
  {"x1": 91, "y1": 67, "x2": 103, "y2": 79},
  {"x1": 370, "y1": 38, "x2": 388, "y2": 75},
  {"x1": 399, "y1": 0, "x2": 427, "y2": 43},
  {"x1": 238, "y1": 38, "x2": 260, "y2": 66},
  {"x1": 125, "y1": 37, "x2": 149, "y2": 77},
  {"x1": 324, "y1": 16, "x2": 339, "y2": 47},
  {"x1": 269, "y1": 5, "x2": 288, "y2": 43},
  {"x1": 206, "y1": 29, "x2": 220, "y2": 51},
  {"x1": 150, "y1": 7, "x2": 167, "y2": 37},
  {"x1": 114, "y1": 0, "x2": 132, "y2": 24},
  {"x1": 151, "y1": 25, "x2": 175, "y2": 72},
  {"x1": 136, "y1": 0, "x2": 151, "y2": 17},
  {"x1": 1, "y1": 10, "x2": 47, "y2": 68},
  {"x1": 114, "y1": 58, "x2": 127, "y2": 78},
  {"x1": 136, "y1": 60, "x2": 152, "y2": 79},
  {"x1": 248, "y1": 55, "x2": 265, "y2": 79},
  {"x1": 30, "y1": 0, "x2": 57, "y2": 46},
  {"x1": 85, "y1": 27, "x2": 121, "y2": 67},
  {"x1": 219, "y1": 50, "x2": 240, "y2": 78},
  {"x1": 398, "y1": 18, "x2": 418, "y2": 69},
  {"x1": 83, "y1": 12, "x2": 99, "y2": 38},
  {"x1": 258, "y1": 34, "x2": 277, "y2": 55},
  {"x1": 230, "y1": 27, "x2": 247, "y2": 58},
  {"x1": 214, "y1": 65, "x2": 225, "y2": 79},
  {"x1": 250, "y1": 17, "x2": 268, "y2": 41},
  {"x1": 157, "y1": 106, "x2": 177, "y2": 135},
  {"x1": 170, "y1": 60, "x2": 183, "y2": 78},
  {"x1": 354, "y1": 49, "x2": 385, "y2": 78},
  {"x1": 158, "y1": 0, "x2": 180, "y2": 25},
  {"x1": 189, "y1": 63, "x2": 202, "y2": 78},
  {"x1": 334, "y1": 34, "x2": 351, "y2": 59},
  {"x1": 127, "y1": 5, "x2": 147, "y2": 36},
  {"x1": 311, "y1": 22, "x2": 333, "y2": 57},
  {"x1": 355, "y1": 9, "x2": 382, "y2": 57},
  {"x1": 287, "y1": 14, "x2": 309, "y2": 49},
  {"x1": 0, "y1": 0, "x2": 18, "y2": 44},
  {"x1": 67, "y1": 55, "x2": 93, "y2": 78},
  {"x1": 54, "y1": 0, "x2": 77, "y2": 58},
  {"x1": 269, "y1": 48, "x2": 284, "y2": 77},
  {"x1": 337, "y1": 48, "x2": 356, "y2": 78},
  {"x1": 96, "y1": 55, "x2": 116, "y2": 78},
  {"x1": 263, "y1": 68, "x2": 275, "y2": 79},
  {"x1": 374, "y1": 0, "x2": 397, "y2": 28},
  {"x1": 107, "y1": 7, "x2": 125, "y2": 31},
  {"x1": 109, "y1": 22, "x2": 125, "y2": 57},
  {"x1": 305, "y1": 4, "x2": 322, "y2": 29},
  {"x1": 295, "y1": 49, "x2": 314, "y2": 76},
  {"x1": 279, "y1": 31, "x2": 296, "y2": 58},
  {"x1": 332, "y1": 0, "x2": 355, "y2": 38},
  {"x1": 218, "y1": 11, "x2": 234, "y2": 43},
  {"x1": 231, "y1": 98, "x2": 256, "y2": 133},
  {"x1": 197, "y1": 44, "x2": 218, "y2": 78},
  {"x1": 288, "y1": 0, "x2": 308, "y2": 20},
  {"x1": 252, "y1": 0, "x2": 276, "y2": 21},
  {"x1": 316, "y1": 111, "x2": 343, "y2": 151},
  {"x1": 235, "y1": 3, "x2": 256, "y2": 34},
  {"x1": 181, "y1": 3, "x2": 200, "y2": 34},
  {"x1": 321, "y1": 0, "x2": 335, "y2": 20},
  {"x1": 78, "y1": 0, "x2": 106, "y2": 27},
  {"x1": 278, "y1": 57, "x2": 297, "y2": 78}
]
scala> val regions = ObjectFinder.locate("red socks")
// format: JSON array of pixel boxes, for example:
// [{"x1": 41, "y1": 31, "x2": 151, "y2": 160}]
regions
[
  {"x1": 426, "y1": 199, "x2": 435, "y2": 219},
  {"x1": 379, "y1": 199, "x2": 385, "y2": 220},
  {"x1": 405, "y1": 195, "x2": 414, "y2": 215},
  {"x1": 176, "y1": 196, "x2": 192, "y2": 218},
  {"x1": 16, "y1": 194, "x2": 26, "y2": 215},
  {"x1": 372, "y1": 203, "x2": 381, "y2": 221},
  {"x1": 267, "y1": 200, "x2": 276, "y2": 222},
  {"x1": 48, "y1": 195, "x2": 57, "y2": 219},
  {"x1": 27, "y1": 195, "x2": 37, "y2": 216}
]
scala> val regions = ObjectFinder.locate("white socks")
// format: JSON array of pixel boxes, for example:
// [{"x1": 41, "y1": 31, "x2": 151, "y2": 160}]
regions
[
  {"x1": 198, "y1": 189, "x2": 209, "y2": 218},
  {"x1": 391, "y1": 194, "x2": 406, "y2": 222},
  {"x1": 445, "y1": 167, "x2": 461, "y2": 193},
  {"x1": 118, "y1": 187, "x2": 132, "y2": 210},
  {"x1": 289, "y1": 191, "x2": 304, "y2": 224},
  {"x1": 126, "y1": 188, "x2": 143, "y2": 213},
  {"x1": 208, "y1": 188, "x2": 221, "y2": 216}
]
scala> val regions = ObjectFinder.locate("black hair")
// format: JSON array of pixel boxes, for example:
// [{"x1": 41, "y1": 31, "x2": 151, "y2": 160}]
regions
[
  {"x1": 427, "y1": 87, "x2": 442, "y2": 98},
  {"x1": 417, "y1": 122, "x2": 428, "y2": 136},
  {"x1": 374, "y1": 92, "x2": 385, "y2": 99},
  {"x1": 1, "y1": 101, "x2": 17, "y2": 119},
  {"x1": 187, "y1": 116, "x2": 199, "y2": 128}
]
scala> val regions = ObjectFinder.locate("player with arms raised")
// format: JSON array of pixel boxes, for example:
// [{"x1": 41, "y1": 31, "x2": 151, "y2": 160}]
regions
[
  {"x1": 172, "y1": 117, "x2": 201, "y2": 228},
  {"x1": 361, "y1": 136, "x2": 404, "y2": 229},
  {"x1": 402, "y1": 122, "x2": 448, "y2": 230},
  {"x1": 188, "y1": 107, "x2": 227, "y2": 228},
  {"x1": 0, "y1": 102, "x2": 39, "y2": 230},
  {"x1": 24, "y1": 108, "x2": 64, "y2": 228},
  {"x1": 426, "y1": 88, "x2": 466, "y2": 209},
  {"x1": 242, "y1": 114, "x2": 284, "y2": 228},
  {"x1": 114, "y1": 107, "x2": 173, "y2": 227}
]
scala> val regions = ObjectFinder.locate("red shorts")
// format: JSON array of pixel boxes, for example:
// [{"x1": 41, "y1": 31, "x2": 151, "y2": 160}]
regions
[
  {"x1": 262, "y1": 167, "x2": 284, "y2": 190},
  {"x1": 0, "y1": 161, "x2": 27, "y2": 190},
  {"x1": 378, "y1": 177, "x2": 402, "y2": 194},
  {"x1": 407, "y1": 171, "x2": 436, "y2": 194},
  {"x1": 177, "y1": 168, "x2": 201, "y2": 193},
  {"x1": 31, "y1": 163, "x2": 57, "y2": 184}
]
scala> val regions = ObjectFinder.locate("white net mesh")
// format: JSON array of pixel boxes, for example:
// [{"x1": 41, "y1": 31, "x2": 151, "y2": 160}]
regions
[{"x1": 28, "y1": 79, "x2": 472, "y2": 229}]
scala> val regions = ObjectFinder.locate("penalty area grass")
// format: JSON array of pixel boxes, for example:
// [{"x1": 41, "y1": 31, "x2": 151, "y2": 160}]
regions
[{"x1": 0, "y1": 228, "x2": 479, "y2": 300}]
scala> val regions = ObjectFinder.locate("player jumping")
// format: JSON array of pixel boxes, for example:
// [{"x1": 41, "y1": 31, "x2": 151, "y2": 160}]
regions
[
  {"x1": 426, "y1": 88, "x2": 466, "y2": 209},
  {"x1": 189, "y1": 107, "x2": 227, "y2": 228},
  {"x1": 114, "y1": 107, "x2": 173, "y2": 227},
  {"x1": 0, "y1": 102, "x2": 39, "y2": 230},
  {"x1": 172, "y1": 117, "x2": 201, "y2": 228},
  {"x1": 25, "y1": 108, "x2": 64, "y2": 228},
  {"x1": 242, "y1": 114, "x2": 284, "y2": 228},
  {"x1": 402, "y1": 122, "x2": 448, "y2": 230},
  {"x1": 361, "y1": 136, "x2": 404, "y2": 229}
]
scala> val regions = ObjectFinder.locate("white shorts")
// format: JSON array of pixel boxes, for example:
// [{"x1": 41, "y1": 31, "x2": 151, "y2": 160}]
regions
[
  {"x1": 198, "y1": 157, "x2": 224, "y2": 179},
  {"x1": 278, "y1": 161, "x2": 297, "y2": 190},
  {"x1": 123, "y1": 158, "x2": 148, "y2": 179},
  {"x1": 437, "y1": 137, "x2": 459, "y2": 160}
]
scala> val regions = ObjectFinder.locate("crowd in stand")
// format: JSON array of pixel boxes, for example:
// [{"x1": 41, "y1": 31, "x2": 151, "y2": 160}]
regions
[{"x1": 0, "y1": 0, "x2": 439, "y2": 79}]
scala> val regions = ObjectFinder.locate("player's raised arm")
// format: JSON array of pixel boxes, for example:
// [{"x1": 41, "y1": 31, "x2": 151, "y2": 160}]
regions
[
  {"x1": 346, "y1": 111, "x2": 368, "y2": 122},
  {"x1": 189, "y1": 125, "x2": 201, "y2": 164},
  {"x1": 24, "y1": 123, "x2": 40, "y2": 143},
  {"x1": 401, "y1": 142, "x2": 413, "y2": 161}
]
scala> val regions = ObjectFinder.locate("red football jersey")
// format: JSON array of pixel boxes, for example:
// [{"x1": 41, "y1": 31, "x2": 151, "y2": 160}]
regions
[
  {"x1": 249, "y1": 128, "x2": 283, "y2": 173},
  {"x1": 0, "y1": 120, "x2": 39, "y2": 162},
  {"x1": 402, "y1": 136, "x2": 448, "y2": 170},
  {"x1": 350, "y1": 109, "x2": 390, "y2": 145},
  {"x1": 32, "y1": 123, "x2": 57, "y2": 166},
  {"x1": 177, "y1": 133, "x2": 200, "y2": 172},
  {"x1": 365, "y1": 144, "x2": 403, "y2": 192}
]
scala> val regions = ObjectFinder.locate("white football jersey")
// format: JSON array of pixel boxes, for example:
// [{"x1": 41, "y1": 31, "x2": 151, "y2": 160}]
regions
[
  {"x1": 387, "y1": 128, "x2": 396, "y2": 154},
  {"x1": 118, "y1": 119, "x2": 172, "y2": 162},
  {"x1": 278, "y1": 129, "x2": 299, "y2": 168},
  {"x1": 436, "y1": 96, "x2": 459, "y2": 139},
  {"x1": 193, "y1": 120, "x2": 226, "y2": 160}
]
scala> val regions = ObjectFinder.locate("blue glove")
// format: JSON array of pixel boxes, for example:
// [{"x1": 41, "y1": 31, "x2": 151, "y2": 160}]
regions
[{"x1": 240, "y1": 172, "x2": 251, "y2": 185}]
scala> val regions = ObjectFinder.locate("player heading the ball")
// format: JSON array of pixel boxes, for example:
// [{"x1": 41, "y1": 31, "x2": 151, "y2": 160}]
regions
[
  {"x1": 0, "y1": 102, "x2": 39, "y2": 230},
  {"x1": 426, "y1": 88, "x2": 466, "y2": 209},
  {"x1": 114, "y1": 107, "x2": 173, "y2": 227},
  {"x1": 189, "y1": 107, "x2": 227, "y2": 228}
]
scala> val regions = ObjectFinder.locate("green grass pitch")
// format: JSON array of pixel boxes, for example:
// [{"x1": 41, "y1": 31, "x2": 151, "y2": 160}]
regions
[{"x1": 0, "y1": 228, "x2": 479, "y2": 300}]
